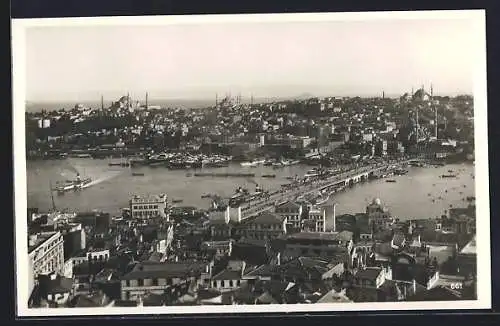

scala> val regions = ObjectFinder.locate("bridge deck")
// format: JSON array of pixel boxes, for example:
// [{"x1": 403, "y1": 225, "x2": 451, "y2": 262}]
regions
[{"x1": 238, "y1": 160, "x2": 410, "y2": 219}]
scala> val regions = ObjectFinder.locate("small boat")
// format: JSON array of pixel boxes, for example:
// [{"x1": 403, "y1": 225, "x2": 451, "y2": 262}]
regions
[
  {"x1": 262, "y1": 174, "x2": 276, "y2": 178},
  {"x1": 385, "y1": 179, "x2": 396, "y2": 183},
  {"x1": 186, "y1": 173, "x2": 193, "y2": 177},
  {"x1": 172, "y1": 199, "x2": 183, "y2": 204},
  {"x1": 132, "y1": 172, "x2": 144, "y2": 176},
  {"x1": 441, "y1": 174, "x2": 457, "y2": 178},
  {"x1": 201, "y1": 194, "x2": 212, "y2": 199},
  {"x1": 466, "y1": 196, "x2": 476, "y2": 201}
]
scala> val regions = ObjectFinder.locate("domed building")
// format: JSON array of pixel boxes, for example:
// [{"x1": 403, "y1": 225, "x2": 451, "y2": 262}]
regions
[
  {"x1": 366, "y1": 198, "x2": 391, "y2": 232},
  {"x1": 412, "y1": 87, "x2": 431, "y2": 102}
]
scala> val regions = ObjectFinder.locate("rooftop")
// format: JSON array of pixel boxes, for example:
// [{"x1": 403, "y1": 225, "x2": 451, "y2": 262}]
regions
[
  {"x1": 316, "y1": 289, "x2": 352, "y2": 303},
  {"x1": 122, "y1": 261, "x2": 208, "y2": 280},
  {"x1": 355, "y1": 267, "x2": 383, "y2": 281},
  {"x1": 276, "y1": 200, "x2": 301, "y2": 211},
  {"x1": 244, "y1": 212, "x2": 285, "y2": 225},
  {"x1": 28, "y1": 231, "x2": 59, "y2": 254},
  {"x1": 212, "y1": 269, "x2": 242, "y2": 281},
  {"x1": 283, "y1": 231, "x2": 353, "y2": 242},
  {"x1": 459, "y1": 235, "x2": 476, "y2": 255}
]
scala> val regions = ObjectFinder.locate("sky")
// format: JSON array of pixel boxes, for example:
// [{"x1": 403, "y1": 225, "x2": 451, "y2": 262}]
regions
[{"x1": 24, "y1": 15, "x2": 481, "y2": 102}]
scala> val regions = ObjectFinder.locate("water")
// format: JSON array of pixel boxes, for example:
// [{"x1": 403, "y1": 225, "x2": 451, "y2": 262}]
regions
[{"x1": 27, "y1": 158, "x2": 476, "y2": 223}]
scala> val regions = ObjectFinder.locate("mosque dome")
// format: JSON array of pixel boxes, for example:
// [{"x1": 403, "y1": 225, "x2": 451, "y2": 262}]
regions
[{"x1": 372, "y1": 198, "x2": 382, "y2": 206}]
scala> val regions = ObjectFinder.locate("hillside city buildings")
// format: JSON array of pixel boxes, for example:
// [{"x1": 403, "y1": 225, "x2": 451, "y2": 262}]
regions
[{"x1": 25, "y1": 89, "x2": 477, "y2": 307}]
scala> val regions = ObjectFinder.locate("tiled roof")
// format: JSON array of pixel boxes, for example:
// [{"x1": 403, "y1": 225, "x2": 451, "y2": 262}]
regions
[
  {"x1": 212, "y1": 269, "x2": 242, "y2": 280},
  {"x1": 317, "y1": 289, "x2": 352, "y2": 303},
  {"x1": 121, "y1": 262, "x2": 208, "y2": 280},
  {"x1": 355, "y1": 267, "x2": 382, "y2": 281},
  {"x1": 276, "y1": 200, "x2": 301, "y2": 210},
  {"x1": 246, "y1": 212, "x2": 285, "y2": 225}
]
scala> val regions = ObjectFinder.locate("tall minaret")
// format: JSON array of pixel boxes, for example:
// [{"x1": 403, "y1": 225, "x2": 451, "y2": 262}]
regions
[
  {"x1": 416, "y1": 105, "x2": 419, "y2": 142},
  {"x1": 101, "y1": 95, "x2": 104, "y2": 110},
  {"x1": 145, "y1": 92, "x2": 148, "y2": 109},
  {"x1": 382, "y1": 90, "x2": 385, "y2": 99},
  {"x1": 215, "y1": 93, "x2": 218, "y2": 106}
]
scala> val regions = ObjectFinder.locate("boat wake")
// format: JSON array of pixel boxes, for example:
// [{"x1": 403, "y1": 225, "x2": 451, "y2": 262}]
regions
[{"x1": 83, "y1": 171, "x2": 122, "y2": 188}]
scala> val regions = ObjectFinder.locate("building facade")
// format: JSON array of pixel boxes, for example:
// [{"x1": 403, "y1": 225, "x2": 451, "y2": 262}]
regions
[
  {"x1": 130, "y1": 194, "x2": 168, "y2": 219},
  {"x1": 28, "y1": 231, "x2": 65, "y2": 279}
]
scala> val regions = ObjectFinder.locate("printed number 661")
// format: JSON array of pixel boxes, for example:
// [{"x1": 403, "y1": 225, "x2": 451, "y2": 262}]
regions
[{"x1": 450, "y1": 283, "x2": 463, "y2": 290}]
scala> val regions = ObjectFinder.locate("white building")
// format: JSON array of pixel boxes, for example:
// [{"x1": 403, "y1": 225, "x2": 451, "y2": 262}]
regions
[
  {"x1": 28, "y1": 231, "x2": 65, "y2": 280},
  {"x1": 130, "y1": 194, "x2": 168, "y2": 219}
]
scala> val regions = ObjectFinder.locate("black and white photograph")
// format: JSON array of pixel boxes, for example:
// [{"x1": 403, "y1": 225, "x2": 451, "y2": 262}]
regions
[{"x1": 12, "y1": 10, "x2": 490, "y2": 316}]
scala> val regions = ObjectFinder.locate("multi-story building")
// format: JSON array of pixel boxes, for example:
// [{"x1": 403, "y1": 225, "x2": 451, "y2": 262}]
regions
[
  {"x1": 129, "y1": 194, "x2": 168, "y2": 220},
  {"x1": 28, "y1": 231, "x2": 65, "y2": 280},
  {"x1": 366, "y1": 198, "x2": 391, "y2": 231},
  {"x1": 275, "y1": 201, "x2": 303, "y2": 231},
  {"x1": 302, "y1": 205, "x2": 326, "y2": 233},
  {"x1": 277, "y1": 231, "x2": 354, "y2": 259},
  {"x1": 120, "y1": 261, "x2": 212, "y2": 302},
  {"x1": 234, "y1": 212, "x2": 287, "y2": 241}
]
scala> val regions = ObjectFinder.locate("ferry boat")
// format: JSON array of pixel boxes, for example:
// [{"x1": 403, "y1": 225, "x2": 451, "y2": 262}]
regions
[
  {"x1": 304, "y1": 168, "x2": 322, "y2": 178},
  {"x1": 53, "y1": 174, "x2": 92, "y2": 193},
  {"x1": 240, "y1": 159, "x2": 266, "y2": 167}
]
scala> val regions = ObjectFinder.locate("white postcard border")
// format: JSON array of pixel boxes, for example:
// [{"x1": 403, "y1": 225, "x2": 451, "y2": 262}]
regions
[{"x1": 12, "y1": 10, "x2": 491, "y2": 317}]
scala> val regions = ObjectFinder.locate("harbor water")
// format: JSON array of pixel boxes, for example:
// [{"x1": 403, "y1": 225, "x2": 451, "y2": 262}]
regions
[{"x1": 26, "y1": 158, "x2": 476, "y2": 227}]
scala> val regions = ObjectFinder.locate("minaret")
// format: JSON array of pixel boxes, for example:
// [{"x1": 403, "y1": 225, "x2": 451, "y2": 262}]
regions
[
  {"x1": 101, "y1": 95, "x2": 104, "y2": 110},
  {"x1": 145, "y1": 92, "x2": 148, "y2": 109},
  {"x1": 382, "y1": 90, "x2": 385, "y2": 99},
  {"x1": 432, "y1": 84, "x2": 438, "y2": 139},
  {"x1": 215, "y1": 93, "x2": 218, "y2": 106},
  {"x1": 416, "y1": 105, "x2": 419, "y2": 142}
]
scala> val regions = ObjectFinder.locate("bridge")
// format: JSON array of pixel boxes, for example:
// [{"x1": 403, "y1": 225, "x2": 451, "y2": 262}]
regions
[{"x1": 222, "y1": 158, "x2": 413, "y2": 223}]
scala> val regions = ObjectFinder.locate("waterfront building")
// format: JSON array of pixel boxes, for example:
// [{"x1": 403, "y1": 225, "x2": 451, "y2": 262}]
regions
[
  {"x1": 274, "y1": 201, "x2": 303, "y2": 231},
  {"x1": 28, "y1": 231, "x2": 65, "y2": 280},
  {"x1": 129, "y1": 194, "x2": 168, "y2": 220},
  {"x1": 234, "y1": 212, "x2": 287, "y2": 241},
  {"x1": 302, "y1": 205, "x2": 326, "y2": 233},
  {"x1": 120, "y1": 261, "x2": 212, "y2": 302},
  {"x1": 366, "y1": 198, "x2": 391, "y2": 231}
]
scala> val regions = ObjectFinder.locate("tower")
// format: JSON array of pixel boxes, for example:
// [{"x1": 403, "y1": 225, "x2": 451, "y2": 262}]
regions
[
  {"x1": 432, "y1": 84, "x2": 438, "y2": 139},
  {"x1": 382, "y1": 90, "x2": 385, "y2": 99},
  {"x1": 215, "y1": 93, "x2": 218, "y2": 106},
  {"x1": 101, "y1": 95, "x2": 104, "y2": 110},
  {"x1": 145, "y1": 92, "x2": 148, "y2": 109}
]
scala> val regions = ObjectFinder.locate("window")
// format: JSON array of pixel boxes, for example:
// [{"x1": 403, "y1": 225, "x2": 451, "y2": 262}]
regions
[
  {"x1": 237, "y1": 280, "x2": 241, "y2": 286},
  {"x1": 138, "y1": 279, "x2": 144, "y2": 286},
  {"x1": 152, "y1": 278, "x2": 158, "y2": 286},
  {"x1": 213, "y1": 281, "x2": 217, "y2": 287},
  {"x1": 167, "y1": 278, "x2": 173, "y2": 286},
  {"x1": 125, "y1": 280, "x2": 130, "y2": 286},
  {"x1": 229, "y1": 280, "x2": 234, "y2": 287}
]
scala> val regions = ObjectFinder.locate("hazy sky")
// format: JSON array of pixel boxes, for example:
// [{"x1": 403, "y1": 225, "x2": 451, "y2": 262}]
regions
[{"x1": 25, "y1": 16, "x2": 480, "y2": 102}]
